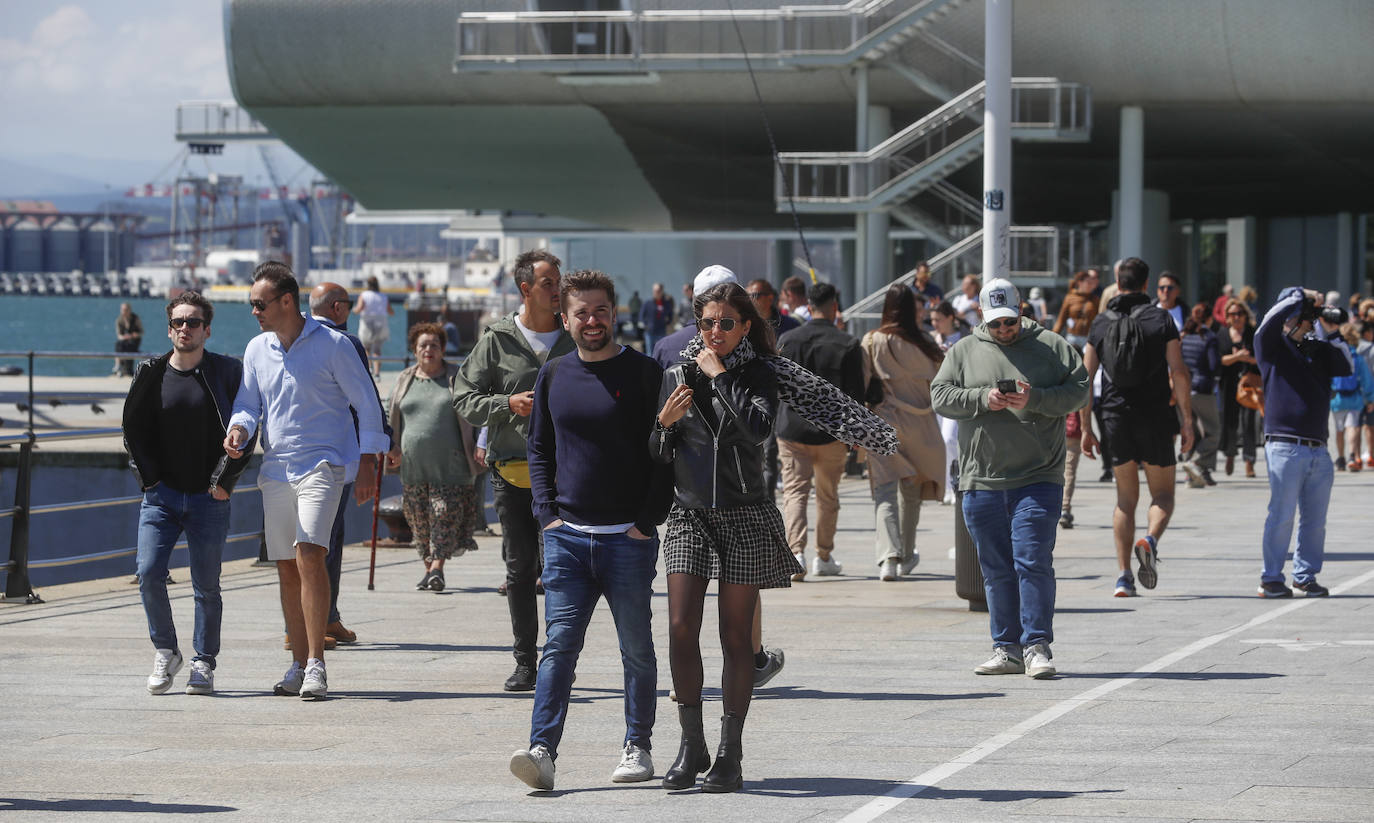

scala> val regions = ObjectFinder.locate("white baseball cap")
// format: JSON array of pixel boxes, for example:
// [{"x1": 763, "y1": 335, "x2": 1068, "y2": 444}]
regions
[
  {"x1": 980, "y1": 277, "x2": 1021, "y2": 323},
  {"x1": 693, "y1": 264, "x2": 738, "y2": 293}
]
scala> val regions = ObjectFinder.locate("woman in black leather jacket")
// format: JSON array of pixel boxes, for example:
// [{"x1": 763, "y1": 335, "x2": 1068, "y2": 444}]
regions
[{"x1": 649, "y1": 282, "x2": 802, "y2": 793}]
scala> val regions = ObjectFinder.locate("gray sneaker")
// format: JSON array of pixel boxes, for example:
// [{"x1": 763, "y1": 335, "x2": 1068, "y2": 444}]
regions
[
  {"x1": 1024, "y1": 643, "x2": 1057, "y2": 679},
  {"x1": 146, "y1": 648, "x2": 183, "y2": 695},
  {"x1": 510, "y1": 744, "x2": 556, "y2": 790},
  {"x1": 185, "y1": 660, "x2": 214, "y2": 695},
  {"x1": 974, "y1": 646, "x2": 1024, "y2": 675},
  {"x1": 753, "y1": 647, "x2": 785, "y2": 688},
  {"x1": 610, "y1": 742, "x2": 654, "y2": 783},
  {"x1": 273, "y1": 661, "x2": 305, "y2": 696},
  {"x1": 300, "y1": 659, "x2": 327, "y2": 700}
]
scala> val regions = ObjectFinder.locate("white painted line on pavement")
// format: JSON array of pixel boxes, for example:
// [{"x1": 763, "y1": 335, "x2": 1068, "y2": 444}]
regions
[{"x1": 838, "y1": 566, "x2": 1374, "y2": 823}]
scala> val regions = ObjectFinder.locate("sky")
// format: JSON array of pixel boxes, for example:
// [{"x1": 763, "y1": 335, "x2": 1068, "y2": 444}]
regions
[{"x1": 0, "y1": 1, "x2": 311, "y2": 195}]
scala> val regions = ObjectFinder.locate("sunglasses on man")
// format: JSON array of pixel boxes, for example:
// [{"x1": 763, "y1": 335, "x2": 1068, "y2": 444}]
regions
[{"x1": 168, "y1": 317, "x2": 206, "y2": 329}]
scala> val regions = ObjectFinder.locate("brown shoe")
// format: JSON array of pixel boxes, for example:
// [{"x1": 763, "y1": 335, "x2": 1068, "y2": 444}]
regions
[
  {"x1": 1245, "y1": 460, "x2": 1256, "y2": 478},
  {"x1": 1225, "y1": 455, "x2": 1235, "y2": 476},
  {"x1": 326, "y1": 621, "x2": 357, "y2": 644},
  {"x1": 284, "y1": 634, "x2": 338, "y2": 651}
]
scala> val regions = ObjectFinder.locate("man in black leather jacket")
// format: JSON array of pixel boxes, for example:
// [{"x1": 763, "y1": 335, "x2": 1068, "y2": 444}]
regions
[{"x1": 122, "y1": 292, "x2": 256, "y2": 696}]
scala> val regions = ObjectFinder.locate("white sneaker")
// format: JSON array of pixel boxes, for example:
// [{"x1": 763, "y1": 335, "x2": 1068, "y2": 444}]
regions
[
  {"x1": 811, "y1": 554, "x2": 843, "y2": 576},
  {"x1": 880, "y1": 558, "x2": 899, "y2": 581},
  {"x1": 1181, "y1": 461, "x2": 1206, "y2": 489},
  {"x1": 900, "y1": 553, "x2": 920, "y2": 576},
  {"x1": 146, "y1": 648, "x2": 183, "y2": 695},
  {"x1": 942, "y1": 490, "x2": 955, "y2": 506},
  {"x1": 1024, "y1": 643, "x2": 1057, "y2": 679},
  {"x1": 273, "y1": 661, "x2": 305, "y2": 696},
  {"x1": 300, "y1": 659, "x2": 328, "y2": 700},
  {"x1": 610, "y1": 742, "x2": 654, "y2": 782},
  {"x1": 973, "y1": 646, "x2": 1024, "y2": 675},
  {"x1": 790, "y1": 552, "x2": 806, "y2": 582},
  {"x1": 185, "y1": 659, "x2": 214, "y2": 695},
  {"x1": 510, "y1": 744, "x2": 556, "y2": 790}
]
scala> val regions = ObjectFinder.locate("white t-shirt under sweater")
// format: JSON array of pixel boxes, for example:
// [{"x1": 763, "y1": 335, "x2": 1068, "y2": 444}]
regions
[{"x1": 515, "y1": 314, "x2": 563, "y2": 363}]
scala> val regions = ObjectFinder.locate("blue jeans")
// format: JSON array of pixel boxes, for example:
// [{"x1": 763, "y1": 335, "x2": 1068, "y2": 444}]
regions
[
  {"x1": 962, "y1": 482, "x2": 1062, "y2": 650},
  {"x1": 530, "y1": 524, "x2": 659, "y2": 758},
  {"x1": 1261, "y1": 441, "x2": 1333, "y2": 584},
  {"x1": 136, "y1": 484, "x2": 231, "y2": 667}
]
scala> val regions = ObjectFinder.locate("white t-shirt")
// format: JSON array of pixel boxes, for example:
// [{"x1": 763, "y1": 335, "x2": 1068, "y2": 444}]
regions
[
  {"x1": 515, "y1": 314, "x2": 563, "y2": 361},
  {"x1": 357, "y1": 290, "x2": 389, "y2": 317},
  {"x1": 951, "y1": 293, "x2": 980, "y2": 327}
]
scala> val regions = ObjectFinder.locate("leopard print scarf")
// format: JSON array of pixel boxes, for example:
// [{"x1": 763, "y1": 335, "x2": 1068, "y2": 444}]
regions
[{"x1": 681, "y1": 336, "x2": 899, "y2": 455}]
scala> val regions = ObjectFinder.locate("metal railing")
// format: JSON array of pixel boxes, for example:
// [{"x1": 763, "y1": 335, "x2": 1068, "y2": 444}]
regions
[
  {"x1": 843, "y1": 225, "x2": 1080, "y2": 325},
  {"x1": 454, "y1": 0, "x2": 963, "y2": 72},
  {"x1": 777, "y1": 79, "x2": 1091, "y2": 212},
  {"x1": 175, "y1": 101, "x2": 274, "y2": 142}
]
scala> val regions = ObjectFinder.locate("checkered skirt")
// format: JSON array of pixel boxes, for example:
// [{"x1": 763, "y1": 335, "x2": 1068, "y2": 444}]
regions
[{"x1": 663, "y1": 502, "x2": 803, "y2": 588}]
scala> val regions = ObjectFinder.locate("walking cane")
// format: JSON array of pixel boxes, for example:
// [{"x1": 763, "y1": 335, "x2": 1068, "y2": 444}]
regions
[{"x1": 368, "y1": 454, "x2": 383, "y2": 591}]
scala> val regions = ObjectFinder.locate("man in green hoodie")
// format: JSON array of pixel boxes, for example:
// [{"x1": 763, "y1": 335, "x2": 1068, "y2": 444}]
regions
[
  {"x1": 932, "y1": 278, "x2": 1090, "y2": 680},
  {"x1": 454, "y1": 249, "x2": 575, "y2": 691}
]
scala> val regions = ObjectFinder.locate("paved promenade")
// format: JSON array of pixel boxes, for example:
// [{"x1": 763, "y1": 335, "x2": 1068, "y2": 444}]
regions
[{"x1": 3, "y1": 457, "x2": 1373, "y2": 822}]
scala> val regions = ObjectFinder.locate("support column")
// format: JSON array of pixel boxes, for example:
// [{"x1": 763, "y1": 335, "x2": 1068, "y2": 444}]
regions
[
  {"x1": 982, "y1": 0, "x2": 1012, "y2": 281},
  {"x1": 862, "y1": 105, "x2": 892, "y2": 299},
  {"x1": 1336, "y1": 212, "x2": 1356, "y2": 298},
  {"x1": 1226, "y1": 217, "x2": 1256, "y2": 291},
  {"x1": 1118, "y1": 106, "x2": 1145, "y2": 259},
  {"x1": 850, "y1": 63, "x2": 870, "y2": 305}
]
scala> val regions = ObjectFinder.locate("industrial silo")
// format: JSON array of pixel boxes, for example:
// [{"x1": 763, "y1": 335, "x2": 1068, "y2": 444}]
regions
[
  {"x1": 119, "y1": 230, "x2": 136, "y2": 271},
  {"x1": 0, "y1": 220, "x2": 7, "y2": 272},
  {"x1": 84, "y1": 219, "x2": 114, "y2": 274},
  {"x1": 44, "y1": 217, "x2": 81, "y2": 273},
  {"x1": 9, "y1": 218, "x2": 44, "y2": 272}
]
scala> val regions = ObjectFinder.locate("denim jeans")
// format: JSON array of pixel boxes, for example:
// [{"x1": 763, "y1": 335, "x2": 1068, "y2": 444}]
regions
[
  {"x1": 1261, "y1": 441, "x2": 1333, "y2": 584},
  {"x1": 530, "y1": 524, "x2": 658, "y2": 758},
  {"x1": 962, "y1": 482, "x2": 1062, "y2": 650},
  {"x1": 136, "y1": 484, "x2": 231, "y2": 667},
  {"x1": 491, "y1": 473, "x2": 542, "y2": 667}
]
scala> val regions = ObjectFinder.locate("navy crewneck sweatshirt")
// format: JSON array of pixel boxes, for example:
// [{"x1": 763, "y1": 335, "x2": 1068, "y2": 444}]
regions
[
  {"x1": 1255, "y1": 287, "x2": 1352, "y2": 442},
  {"x1": 528, "y1": 347, "x2": 673, "y2": 535}
]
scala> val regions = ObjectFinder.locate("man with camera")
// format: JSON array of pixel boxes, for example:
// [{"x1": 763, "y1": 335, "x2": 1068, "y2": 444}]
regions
[
  {"x1": 1253, "y1": 288, "x2": 1352, "y2": 598},
  {"x1": 932, "y1": 278, "x2": 1089, "y2": 679}
]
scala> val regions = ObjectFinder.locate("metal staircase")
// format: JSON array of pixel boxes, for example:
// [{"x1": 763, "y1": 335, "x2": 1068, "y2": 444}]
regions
[{"x1": 454, "y1": 0, "x2": 970, "y2": 73}]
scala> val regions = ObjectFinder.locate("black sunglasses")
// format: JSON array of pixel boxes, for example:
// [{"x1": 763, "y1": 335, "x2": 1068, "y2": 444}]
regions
[
  {"x1": 697, "y1": 317, "x2": 740, "y2": 332},
  {"x1": 249, "y1": 293, "x2": 282, "y2": 312},
  {"x1": 1157, "y1": 284, "x2": 1178, "y2": 292},
  {"x1": 168, "y1": 317, "x2": 206, "y2": 329},
  {"x1": 986, "y1": 317, "x2": 1018, "y2": 330}
]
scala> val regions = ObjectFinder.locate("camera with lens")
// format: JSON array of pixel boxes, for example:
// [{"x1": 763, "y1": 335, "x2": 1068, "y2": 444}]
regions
[
  {"x1": 1320, "y1": 305, "x2": 1348, "y2": 325},
  {"x1": 1298, "y1": 295, "x2": 1322, "y2": 324}
]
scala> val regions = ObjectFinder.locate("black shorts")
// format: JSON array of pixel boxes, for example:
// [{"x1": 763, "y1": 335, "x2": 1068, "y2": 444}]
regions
[{"x1": 1100, "y1": 409, "x2": 1179, "y2": 468}]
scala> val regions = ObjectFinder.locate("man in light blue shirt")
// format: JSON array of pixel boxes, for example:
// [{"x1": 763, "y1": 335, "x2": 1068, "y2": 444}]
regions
[{"x1": 225, "y1": 262, "x2": 388, "y2": 700}]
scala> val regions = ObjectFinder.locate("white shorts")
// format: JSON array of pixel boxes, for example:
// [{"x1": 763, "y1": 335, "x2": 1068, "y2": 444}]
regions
[
  {"x1": 259, "y1": 462, "x2": 347, "y2": 561},
  {"x1": 1332, "y1": 409, "x2": 1360, "y2": 432}
]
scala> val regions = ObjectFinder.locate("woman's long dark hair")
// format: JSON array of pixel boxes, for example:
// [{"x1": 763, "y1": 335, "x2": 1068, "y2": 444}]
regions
[
  {"x1": 878, "y1": 285, "x2": 943, "y2": 363},
  {"x1": 695, "y1": 282, "x2": 777, "y2": 356}
]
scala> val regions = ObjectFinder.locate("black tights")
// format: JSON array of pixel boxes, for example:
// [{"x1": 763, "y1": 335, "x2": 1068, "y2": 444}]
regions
[{"x1": 667, "y1": 573, "x2": 759, "y2": 717}]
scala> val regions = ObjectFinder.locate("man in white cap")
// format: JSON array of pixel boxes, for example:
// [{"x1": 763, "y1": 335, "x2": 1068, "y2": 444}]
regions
[
  {"x1": 932, "y1": 278, "x2": 1090, "y2": 680},
  {"x1": 651, "y1": 265, "x2": 786, "y2": 690}
]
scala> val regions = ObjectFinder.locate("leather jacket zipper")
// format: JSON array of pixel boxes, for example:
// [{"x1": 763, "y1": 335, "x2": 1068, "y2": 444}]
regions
[{"x1": 732, "y1": 446, "x2": 747, "y2": 494}]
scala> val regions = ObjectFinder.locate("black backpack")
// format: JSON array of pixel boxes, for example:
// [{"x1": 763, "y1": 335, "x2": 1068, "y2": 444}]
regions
[{"x1": 1098, "y1": 304, "x2": 1156, "y2": 388}]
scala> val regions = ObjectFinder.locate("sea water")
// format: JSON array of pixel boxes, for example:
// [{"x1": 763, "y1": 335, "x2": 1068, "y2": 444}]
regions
[{"x1": 0, "y1": 295, "x2": 410, "y2": 377}]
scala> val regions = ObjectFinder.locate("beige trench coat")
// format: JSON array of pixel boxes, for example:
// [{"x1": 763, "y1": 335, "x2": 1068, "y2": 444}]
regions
[{"x1": 860, "y1": 330, "x2": 946, "y2": 497}]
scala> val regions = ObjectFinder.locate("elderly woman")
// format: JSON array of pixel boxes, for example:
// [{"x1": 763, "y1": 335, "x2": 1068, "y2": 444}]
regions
[
  {"x1": 387, "y1": 322, "x2": 482, "y2": 592},
  {"x1": 861, "y1": 285, "x2": 946, "y2": 581}
]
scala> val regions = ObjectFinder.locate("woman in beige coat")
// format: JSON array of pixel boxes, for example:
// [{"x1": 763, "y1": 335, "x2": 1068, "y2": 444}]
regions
[{"x1": 861, "y1": 285, "x2": 947, "y2": 581}]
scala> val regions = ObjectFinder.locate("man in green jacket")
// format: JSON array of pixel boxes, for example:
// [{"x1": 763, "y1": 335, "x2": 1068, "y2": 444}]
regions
[
  {"x1": 454, "y1": 249, "x2": 575, "y2": 691},
  {"x1": 931, "y1": 278, "x2": 1090, "y2": 680}
]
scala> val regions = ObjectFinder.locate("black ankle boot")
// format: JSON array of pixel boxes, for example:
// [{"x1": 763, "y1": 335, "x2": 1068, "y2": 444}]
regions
[
  {"x1": 662, "y1": 703, "x2": 711, "y2": 790},
  {"x1": 701, "y1": 712, "x2": 744, "y2": 793}
]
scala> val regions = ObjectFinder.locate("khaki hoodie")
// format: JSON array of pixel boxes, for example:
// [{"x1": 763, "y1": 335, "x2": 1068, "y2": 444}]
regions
[{"x1": 931, "y1": 317, "x2": 1090, "y2": 491}]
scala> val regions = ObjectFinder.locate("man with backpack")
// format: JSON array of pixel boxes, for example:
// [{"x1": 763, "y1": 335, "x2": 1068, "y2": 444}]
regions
[{"x1": 1079, "y1": 258, "x2": 1194, "y2": 597}]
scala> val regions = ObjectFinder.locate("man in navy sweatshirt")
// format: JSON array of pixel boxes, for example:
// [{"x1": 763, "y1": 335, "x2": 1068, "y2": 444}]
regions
[
  {"x1": 1254, "y1": 287, "x2": 1352, "y2": 598},
  {"x1": 510, "y1": 269, "x2": 673, "y2": 792}
]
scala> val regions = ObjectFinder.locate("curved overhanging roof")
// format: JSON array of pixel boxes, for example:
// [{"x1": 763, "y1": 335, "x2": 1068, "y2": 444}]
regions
[{"x1": 224, "y1": 0, "x2": 1374, "y2": 228}]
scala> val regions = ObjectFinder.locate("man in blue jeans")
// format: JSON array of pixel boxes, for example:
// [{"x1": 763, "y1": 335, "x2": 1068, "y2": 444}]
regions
[
  {"x1": 932, "y1": 278, "x2": 1089, "y2": 679},
  {"x1": 510, "y1": 269, "x2": 673, "y2": 791},
  {"x1": 123, "y1": 291, "x2": 256, "y2": 695},
  {"x1": 1254, "y1": 287, "x2": 1350, "y2": 598}
]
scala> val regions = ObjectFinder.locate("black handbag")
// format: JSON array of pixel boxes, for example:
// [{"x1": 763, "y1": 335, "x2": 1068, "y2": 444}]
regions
[{"x1": 865, "y1": 375, "x2": 885, "y2": 406}]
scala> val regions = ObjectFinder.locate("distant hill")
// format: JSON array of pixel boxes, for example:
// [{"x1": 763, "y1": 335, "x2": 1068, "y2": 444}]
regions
[{"x1": 0, "y1": 157, "x2": 109, "y2": 199}]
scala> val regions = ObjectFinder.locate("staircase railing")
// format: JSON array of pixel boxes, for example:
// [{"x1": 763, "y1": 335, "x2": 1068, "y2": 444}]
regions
[
  {"x1": 777, "y1": 79, "x2": 1090, "y2": 212},
  {"x1": 454, "y1": 0, "x2": 964, "y2": 72}
]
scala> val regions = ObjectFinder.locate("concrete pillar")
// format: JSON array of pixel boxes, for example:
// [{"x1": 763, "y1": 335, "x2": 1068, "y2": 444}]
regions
[
  {"x1": 1337, "y1": 212, "x2": 1356, "y2": 298},
  {"x1": 1118, "y1": 106, "x2": 1145, "y2": 258},
  {"x1": 1226, "y1": 217, "x2": 1256, "y2": 291},
  {"x1": 982, "y1": 0, "x2": 1012, "y2": 281},
  {"x1": 862, "y1": 104, "x2": 892, "y2": 299}
]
